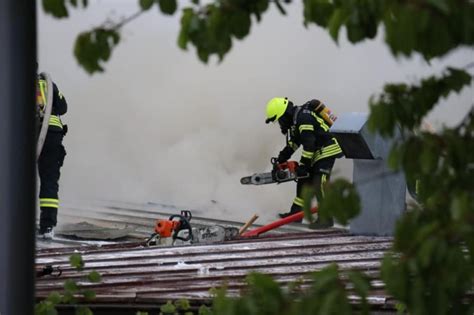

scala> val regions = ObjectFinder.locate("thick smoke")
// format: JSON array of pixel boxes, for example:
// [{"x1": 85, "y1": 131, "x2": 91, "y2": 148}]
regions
[{"x1": 38, "y1": 1, "x2": 474, "y2": 223}]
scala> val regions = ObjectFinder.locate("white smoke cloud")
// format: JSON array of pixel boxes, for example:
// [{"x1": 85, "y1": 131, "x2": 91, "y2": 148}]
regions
[{"x1": 38, "y1": 1, "x2": 474, "y2": 223}]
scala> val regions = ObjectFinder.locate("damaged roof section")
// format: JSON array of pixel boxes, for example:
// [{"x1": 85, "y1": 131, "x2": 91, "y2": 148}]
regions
[
  {"x1": 54, "y1": 200, "x2": 313, "y2": 240},
  {"x1": 36, "y1": 229, "x2": 397, "y2": 313}
]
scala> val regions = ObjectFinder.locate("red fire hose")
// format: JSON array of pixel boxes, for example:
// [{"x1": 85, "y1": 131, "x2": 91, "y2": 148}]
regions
[{"x1": 241, "y1": 207, "x2": 318, "y2": 238}]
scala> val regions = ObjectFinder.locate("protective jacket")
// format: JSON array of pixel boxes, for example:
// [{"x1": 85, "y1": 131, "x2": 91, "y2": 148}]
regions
[
  {"x1": 36, "y1": 75, "x2": 67, "y2": 132},
  {"x1": 36, "y1": 74, "x2": 68, "y2": 231},
  {"x1": 278, "y1": 99, "x2": 343, "y2": 168}
]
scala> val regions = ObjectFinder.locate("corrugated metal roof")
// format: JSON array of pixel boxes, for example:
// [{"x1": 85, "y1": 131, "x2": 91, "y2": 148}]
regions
[
  {"x1": 36, "y1": 227, "x2": 396, "y2": 313},
  {"x1": 54, "y1": 200, "x2": 313, "y2": 239}
]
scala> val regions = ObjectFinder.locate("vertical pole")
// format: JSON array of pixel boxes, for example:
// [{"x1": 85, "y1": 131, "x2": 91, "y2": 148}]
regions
[{"x1": 0, "y1": 0, "x2": 36, "y2": 314}]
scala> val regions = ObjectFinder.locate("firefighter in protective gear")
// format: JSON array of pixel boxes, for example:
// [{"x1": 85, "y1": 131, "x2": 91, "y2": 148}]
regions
[
  {"x1": 36, "y1": 72, "x2": 68, "y2": 239},
  {"x1": 265, "y1": 97, "x2": 343, "y2": 227}
]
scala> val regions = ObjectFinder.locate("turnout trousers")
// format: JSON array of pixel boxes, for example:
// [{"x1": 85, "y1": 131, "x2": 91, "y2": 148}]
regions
[
  {"x1": 38, "y1": 131, "x2": 66, "y2": 229},
  {"x1": 290, "y1": 157, "x2": 336, "y2": 213}
]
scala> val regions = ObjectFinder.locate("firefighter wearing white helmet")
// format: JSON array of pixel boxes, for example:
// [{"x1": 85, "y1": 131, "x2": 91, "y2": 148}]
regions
[{"x1": 265, "y1": 97, "x2": 343, "y2": 227}]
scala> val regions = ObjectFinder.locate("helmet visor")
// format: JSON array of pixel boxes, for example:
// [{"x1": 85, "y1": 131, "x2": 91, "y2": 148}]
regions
[{"x1": 265, "y1": 115, "x2": 277, "y2": 124}]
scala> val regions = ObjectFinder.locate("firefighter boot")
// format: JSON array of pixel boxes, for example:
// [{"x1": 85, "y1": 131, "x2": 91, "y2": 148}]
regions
[{"x1": 308, "y1": 216, "x2": 334, "y2": 229}]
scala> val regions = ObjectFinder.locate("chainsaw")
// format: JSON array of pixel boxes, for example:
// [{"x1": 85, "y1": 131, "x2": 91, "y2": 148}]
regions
[
  {"x1": 240, "y1": 158, "x2": 308, "y2": 185},
  {"x1": 146, "y1": 210, "x2": 239, "y2": 246}
]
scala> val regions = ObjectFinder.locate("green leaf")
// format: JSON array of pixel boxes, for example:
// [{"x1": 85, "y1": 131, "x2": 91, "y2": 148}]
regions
[
  {"x1": 198, "y1": 305, "x2": 212, "y2": 315},
  {"x1": 255, "y1": 0, "x2": 269, "y2": 14},
  {"x1": 319, "y1": 290, "x2": 340, "y2": 315},
  {"x1": 381, "y1": 253, "x2": 408, "y2": 301},
  {"x1": 245, "y1": 273, "x2": 285, "y2": 314},
  {"x1": 348, "y1": 271, "x2": 370, "y2": 296},
  {"x1": 75, "y1": 306, "x2": 93, "y2": 315},
  {"x1": 393, "y1": 212, "x2": 418, "y2": 252},
  {"x1": 346, "y1": 21, "x2": 365, "y2": 43},
  {"x1": 87, "y1": 271, "x2": 102, "y2": 283},
  {"x1": 311, "y1": 264, "x2": 339, "y2": 291},
  {"x1": 197, "y1": 48, "x2": 209, "y2": 63},
  {"x1": 136, "y1": 312, "x2": 149, "y2": 315},
  {"x1": 303, "y1": 0, "x2": 334, "y2": 27},
  {"x1": 395, "y1": 302, "x2": 407, "y2": 314},
  {"x1": 328, "y1": 9, "x2": 345, "y2": 42},
  {"x1": 74, "y1": 28, "x2": 121, "y2": 74},
  {"x1": 189, "y1": 14, "x2": 200, "y2": 33},
  {"x1": 42, "y1": 0, "x2": 88, "y2": 17},
  {"x1": 177, "y1": 8, "x2": 194, "y2": 49},
  {"x1": 450, "y1": 193, "x2": 470, "y2": 221},
  {"x1": 64, "y1": 279, "x2": 79, "y2": 293},
  {"x1": 318, "y1": 178, "x2": 360, "y2": 225},
  {"x1": 82, "y1": 289, "x2": 96, "y2": 301},
  {"x1": 139, "y1": 0, "x2": 154, "y2": 10},
  {"x1": 445, "y1": 68, "x2": 472, "y2": 92},
  {"x1": 368, "y1": 68, "x2": 472, "y2": 135},
  {"x1": 229, "y1": 10, "x2": 251, "y2": 40},
  {"x1": 69, "y1": 253, "x2": 84, "y2": 270},
  {"x1": 42, "y1": 0, "x2": 69, "y2": 18},
  {"x1": 47, "y1": 291, "x2": 62, "y2": 305},
  {"x1": 387, "y1": 145, "x2": 401, "y2": 170},
  {"x1": 35, "y1": 300, "x2": 58, "y2": 315},
  {"x1": 158, "y1": 0, "x2": 177, "y2": 15},
  {"x1": 348, "y1": 271, "x2": 370, "y2": 315},
  {"x1": 418, "y1": 238, "x2": 437, "y2": 268},
  {"x1": 427, "y1": 0, "x2": 450, "y2": 14},
  {"x1": 419, "y1": 142, "x2": 438, "y2": 174},
  {"x1": 160, "y1": 301, "x2": 176, "y2": 314},
  {"x1": 216, "y1": 35, "x2": 232, "y2": 62},
  {"x1": 174, "y1": 299, "x2": 191, "y2": 310},
  {"x1": 61, "y1": 291, "x2": 77, "y2": 304}
]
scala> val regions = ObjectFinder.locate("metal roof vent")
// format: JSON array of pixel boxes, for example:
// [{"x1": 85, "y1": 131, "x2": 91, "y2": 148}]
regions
[{"x1": 329, "y1": 112, "x2": 406, "y2": 236}]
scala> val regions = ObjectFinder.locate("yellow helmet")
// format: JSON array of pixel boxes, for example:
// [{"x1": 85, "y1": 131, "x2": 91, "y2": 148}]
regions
[{"x1": 265, "y1": 97, "x2": 288, "y2": 124}]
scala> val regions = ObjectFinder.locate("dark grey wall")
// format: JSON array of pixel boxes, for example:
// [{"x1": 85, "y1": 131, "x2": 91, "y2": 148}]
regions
[
  {"x1": 0, "y1": 1, "x2": 36, "y2": 314},
  {"x1": 331, "y1": 113, "x2": 407, "y2": 236}
]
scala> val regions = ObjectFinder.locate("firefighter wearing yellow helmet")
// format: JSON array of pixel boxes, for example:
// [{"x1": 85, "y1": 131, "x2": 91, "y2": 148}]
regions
[{"x1": 265, "y1": 97, "x2": 343, "y2": 228}]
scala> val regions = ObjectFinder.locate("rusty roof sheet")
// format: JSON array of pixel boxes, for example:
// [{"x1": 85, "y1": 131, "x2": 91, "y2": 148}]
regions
[{"x1": 36, "y1": 228, "x2": 396, "y2": 312}]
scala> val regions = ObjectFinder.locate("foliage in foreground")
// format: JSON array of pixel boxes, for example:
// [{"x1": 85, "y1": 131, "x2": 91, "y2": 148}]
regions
[
  {"x1": 364, "y1": 64, "x2": 473, "y2": 315},
  {"x1": 40, "y1": 0, "x2": 474, "y2": 314},
  {"x1": 35, "y1": 253, "x2": 102, "y2": 315},
  {"x1": 137, "y1": 265, "x2": 371, "y2": 315},
  {"x1": 210, "y1": 266, "x2": 371, "y2": 315},
  {"x1": 41, "y1": 0, "x2": 474, "y2": 74},
  {"x1": 36, "y1": 262, "x2": 371, "y2": 315}
]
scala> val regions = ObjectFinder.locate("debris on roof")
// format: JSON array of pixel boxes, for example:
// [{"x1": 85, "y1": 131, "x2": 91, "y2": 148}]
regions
[{"x1": 56, "y1": 221, "x2": 135, "y2": 240}]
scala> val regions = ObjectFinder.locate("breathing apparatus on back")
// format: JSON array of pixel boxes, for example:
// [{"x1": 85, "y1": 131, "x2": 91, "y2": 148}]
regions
[{"x1": 296, "y1": 99, "x2": 337, "y2": 127}]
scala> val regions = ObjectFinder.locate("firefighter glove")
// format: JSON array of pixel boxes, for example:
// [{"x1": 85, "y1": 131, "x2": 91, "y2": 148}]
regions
[
  {"x1": 296, "y1": 164, "x2": 309, "y2": 177},
  {"x1": 277, "y1": 146, "x2": 293, "y2": 163}
]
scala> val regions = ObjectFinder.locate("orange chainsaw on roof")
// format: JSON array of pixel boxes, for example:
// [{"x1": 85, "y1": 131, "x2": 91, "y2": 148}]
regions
[
  {"x1": 240, "y1": 158, "x2": 308, "y2": 185},
  {"x1": 153, "y1": 210, "x2": 193, "y2": 242},
  {"x1": 146, "y1": 210, "x2": 239, "y2": 246}
]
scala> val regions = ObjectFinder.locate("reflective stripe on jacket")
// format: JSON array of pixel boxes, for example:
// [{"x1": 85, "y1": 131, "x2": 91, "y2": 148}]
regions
[
  {"x1": 37, "y1": 78, "x2": 64, "y2": 130},
  {"x1": 280, "y1": 104, "x2": 343, "y2": 167}
]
